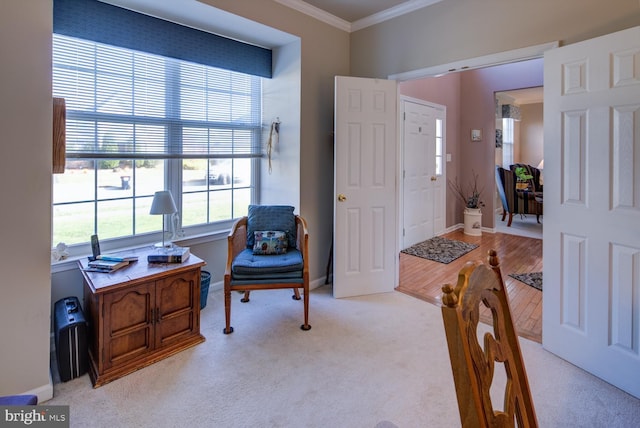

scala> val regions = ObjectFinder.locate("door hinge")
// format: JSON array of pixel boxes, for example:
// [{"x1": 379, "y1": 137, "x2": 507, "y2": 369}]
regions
[
  {"x1": 403, "y1": 112, "x2": 406, "y2": 121},
  {"x1": 403, "y1": 228, "x2": 405, "y2": 236}
]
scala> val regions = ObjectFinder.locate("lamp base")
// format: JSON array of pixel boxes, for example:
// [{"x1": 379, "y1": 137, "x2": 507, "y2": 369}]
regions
[{"x1": 153, "y1": 241, "x2": 173, "y2": 249}]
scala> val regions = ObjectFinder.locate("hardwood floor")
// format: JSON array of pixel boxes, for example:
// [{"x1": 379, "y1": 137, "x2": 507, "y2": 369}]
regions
[{"x1": 397, "y1": 229, "x2": 543, "y2": 343}]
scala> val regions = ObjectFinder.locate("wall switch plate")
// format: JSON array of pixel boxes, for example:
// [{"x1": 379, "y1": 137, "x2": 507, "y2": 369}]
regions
[{"x1": 446, "y1": 153, "x2": 452, "y2": 162}]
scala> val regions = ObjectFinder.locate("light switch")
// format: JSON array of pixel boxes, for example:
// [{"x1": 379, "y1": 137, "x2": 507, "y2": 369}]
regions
[{"x1": 446, "y1": 153, "x2": 452, "y2": 162}]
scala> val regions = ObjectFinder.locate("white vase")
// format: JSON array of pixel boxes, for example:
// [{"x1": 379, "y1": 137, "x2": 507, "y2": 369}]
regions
[{"x1": 463, "y1": 208, "x2": 482, "y2": 236}]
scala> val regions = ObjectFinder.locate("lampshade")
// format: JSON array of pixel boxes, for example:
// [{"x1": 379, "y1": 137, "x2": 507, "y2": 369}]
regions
[
  {"x1": 150, "y1": 191, "x2": 177, "y2": 215},
  {"x1": 501, "y1": 104, "x2": 522, "y2": 121},
  {"x1": 537, "y1": 159, "x2": 544, "y2": 169}
]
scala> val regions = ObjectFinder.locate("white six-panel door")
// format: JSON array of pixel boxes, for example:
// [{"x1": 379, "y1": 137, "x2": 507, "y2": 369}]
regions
[
  {"x1": 403, "y1": 99, "x2": 435, "y2": 248},
  {"x1": 401, "y1": 98, "x2": 446, "y2": 249},
  {"x1": 543, "y1": 25, "x2": 640, "y2": 399},
  {"x1": 333, "y1": 76, "x2": 397, "y2": 298}
]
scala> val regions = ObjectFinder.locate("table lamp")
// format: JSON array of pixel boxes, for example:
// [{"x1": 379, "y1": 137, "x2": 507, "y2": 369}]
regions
[
  {"x1": 537, "y1": 159, "x2": 544, "y2": 185},
  {"x1": 150, "y1": 190, "x2": 177, "y2": 248}
]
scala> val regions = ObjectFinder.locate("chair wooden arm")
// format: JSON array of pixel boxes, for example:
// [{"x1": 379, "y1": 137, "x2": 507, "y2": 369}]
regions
[
  {"x1": 295, "y1": 215, "x2": 309, "y2": 278},
  {"x1": 224, "y1": 216, "x2": 248, "y2": 279}
]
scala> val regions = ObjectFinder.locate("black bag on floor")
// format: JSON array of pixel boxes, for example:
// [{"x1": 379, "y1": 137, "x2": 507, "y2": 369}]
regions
[{"x1": 54, "y1": 296, "x2": 88, "y2": 382}]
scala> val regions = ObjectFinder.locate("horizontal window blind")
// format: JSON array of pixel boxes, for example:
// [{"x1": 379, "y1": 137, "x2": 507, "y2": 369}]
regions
[{"x1": 53, "y1": 34, "x2": 262, "y2": 159}]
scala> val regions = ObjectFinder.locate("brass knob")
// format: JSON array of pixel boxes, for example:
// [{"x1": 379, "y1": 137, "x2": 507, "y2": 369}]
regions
[
  {"x1": 431, "y1": 176, "x2": 437, "y2": 181},
  {"x1": 338, "y1": 194, "x2": 347, "y2": 202}
]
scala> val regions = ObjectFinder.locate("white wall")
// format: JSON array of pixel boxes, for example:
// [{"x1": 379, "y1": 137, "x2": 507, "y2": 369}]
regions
[
  {"x1": 261, "y1": 39, "x2": 302, "y2": 209},
  {"x1": 0, "y1": 0, "x2": 53, "y2": 400}
]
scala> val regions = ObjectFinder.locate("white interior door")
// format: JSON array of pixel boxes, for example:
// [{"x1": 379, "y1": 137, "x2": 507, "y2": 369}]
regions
[
  {"x1": 401, "y1": 98, "x2": 446, "y2": 248},
  {"x1": 543, "y1": 25, "x2": 640, "y2": 399},
  {"x1": 333, "y1": 76, "x2": 397, "y2": 298}
]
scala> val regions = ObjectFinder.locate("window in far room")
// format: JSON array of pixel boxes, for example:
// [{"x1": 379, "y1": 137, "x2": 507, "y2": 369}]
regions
[
  {"x1": 435, "y1": 118, "x2": 443, "y2": 175},
  {"x1": 502, "y1": 118, "x2": 515, "y2": 168}
]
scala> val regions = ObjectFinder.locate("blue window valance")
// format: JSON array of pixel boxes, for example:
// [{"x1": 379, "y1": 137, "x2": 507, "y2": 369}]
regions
[{"x1": 53, "y1": 0, "x2": 272, "y2": 78}]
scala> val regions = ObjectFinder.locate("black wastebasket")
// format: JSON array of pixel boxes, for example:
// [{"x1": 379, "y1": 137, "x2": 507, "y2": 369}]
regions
[
  {"x1": 120, "y1": 176, "x2": 131, "y2": 190},
  {"x1": 200, "y1": 271, "x2": 211, "y2": 309}
]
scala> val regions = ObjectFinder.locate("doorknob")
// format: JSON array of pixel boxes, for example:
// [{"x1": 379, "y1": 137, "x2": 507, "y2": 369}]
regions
[
  {"x1": 431, "y1": 176, "x2": 437, "y2": 181},
  {"x1": 338, "y1": 194, "x2": 347, "y2": 202}
]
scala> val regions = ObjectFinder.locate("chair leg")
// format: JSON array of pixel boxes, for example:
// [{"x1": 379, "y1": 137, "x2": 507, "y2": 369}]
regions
[
  {"x1": 507, "y1": 213, "x2": 514, "y2": 227},
  {"x1": 292, "y1": 288, "x2": 301, "y2": 300},
  {"x1": 300, "y1": 286, "x2": 311, "y2": 331},
  {"x1": 223, "y1": 288, "x2": 234, "y2": 334},
  {"x1": 501, "y1": 210, "x2": 507, "y2": 221},
  {"x1": 241, "y1": 291, "x2": 250, "y2": 302},
  {"x1": 536, "y1": 214, "x2": 541, "y2": 223}
]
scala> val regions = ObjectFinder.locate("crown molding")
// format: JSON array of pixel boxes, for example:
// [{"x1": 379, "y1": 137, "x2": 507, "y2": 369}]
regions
[
  {"x1": 273, "y1": 0, "x2": 350, "y2": 32},
  {"x1": 351, "y1": 0, "x2": 443, "y2": 32},
  {"x1": 275, "y1": 0, "x2": 444, "y2": 33}
]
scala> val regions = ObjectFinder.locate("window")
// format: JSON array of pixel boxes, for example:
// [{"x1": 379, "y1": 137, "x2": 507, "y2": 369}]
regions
[
  {"x1": 502, "y1": 118, "x2": 515, "y2": 168},
  {"x1": 435, "y1": 118, "x2": 443, "y2": 175},
  {"x1": 52, "y1": 34, "x2": 261, "y2": 251}
]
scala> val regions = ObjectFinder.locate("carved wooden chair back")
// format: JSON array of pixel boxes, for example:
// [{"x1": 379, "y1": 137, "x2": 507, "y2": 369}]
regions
[{"x1": 441, "y1": 250, "x2": 538, "y2": 428}]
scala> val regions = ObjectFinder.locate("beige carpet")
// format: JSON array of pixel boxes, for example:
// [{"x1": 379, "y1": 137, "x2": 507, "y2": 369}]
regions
[{"x1": 47, "y1": 285, "x2": 639, "y2": 427}]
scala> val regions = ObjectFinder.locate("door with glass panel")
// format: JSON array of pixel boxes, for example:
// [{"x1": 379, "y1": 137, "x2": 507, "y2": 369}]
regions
[{"x1": 401, "y1": 98, "x2": 446, "y2": 249}]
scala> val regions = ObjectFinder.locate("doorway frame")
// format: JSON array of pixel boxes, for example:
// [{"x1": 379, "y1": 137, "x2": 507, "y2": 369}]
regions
[
  {"x1": 389, "y1": 42, "x2": 558, "y2": 81},
  {"x1": 389, "y1": 41, "x2": 558, "y2": 311}
]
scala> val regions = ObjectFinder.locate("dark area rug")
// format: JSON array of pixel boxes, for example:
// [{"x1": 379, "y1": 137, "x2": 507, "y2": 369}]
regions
[
  {"x1": 401, "y1": 236, "x2": 478, "y2": 264},
  {"x1": 509, "y1": 272, "x2": 543, "y2": 291}
]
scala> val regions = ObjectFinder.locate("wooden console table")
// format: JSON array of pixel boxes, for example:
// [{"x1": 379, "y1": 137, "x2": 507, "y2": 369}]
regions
[{"x1": 79, "y1": 247, "x2": 206, "y2": 387}]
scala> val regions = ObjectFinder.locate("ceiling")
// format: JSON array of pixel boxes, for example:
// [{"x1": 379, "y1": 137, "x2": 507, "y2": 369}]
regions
[
  {"x1": 275, "y1": 0, "x2": 445, "y2": 30},
  {"x1": 499, "y1": 87, "x2": 544, "y2": 105},
  {"x1": 302, "y1": 0, "x2": 410, "y2": 22},
  {"x1": 103, "y1": 0, "x2": 445, "y2": 47}
]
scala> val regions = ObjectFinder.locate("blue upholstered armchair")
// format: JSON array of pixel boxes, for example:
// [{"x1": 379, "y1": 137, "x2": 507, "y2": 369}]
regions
[{"x1": 223, "y1": 205, "x2": 310, "y2": 334}]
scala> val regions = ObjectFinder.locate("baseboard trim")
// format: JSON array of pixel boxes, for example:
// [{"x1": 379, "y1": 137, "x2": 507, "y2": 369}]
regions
[
  {"x1": 443, "y1": 223, "x2": 496, "y2": 235},
  {"x1": 444, "y1": 224, "x2": 463, "y2": 234},
  {"x1": 27, "y1": 378, "x2": 54, "y2": 403}
]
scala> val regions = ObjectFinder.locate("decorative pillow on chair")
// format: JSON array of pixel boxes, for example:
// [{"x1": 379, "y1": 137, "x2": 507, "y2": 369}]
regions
[
  {"x1": 246, "y1": 205, "x2": 297, "y2": 249},
  {"x1": 252, "y1": 231, "x2": 288, "y2": 255}
]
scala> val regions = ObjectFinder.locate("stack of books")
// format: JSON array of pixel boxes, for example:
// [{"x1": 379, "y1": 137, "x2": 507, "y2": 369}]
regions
[
  {"x1": 147, "y1": 246, "x2": 190, "y2": 264},
  {"x1": 84, "y1": 255, "x2": 139, "y2": 273}
]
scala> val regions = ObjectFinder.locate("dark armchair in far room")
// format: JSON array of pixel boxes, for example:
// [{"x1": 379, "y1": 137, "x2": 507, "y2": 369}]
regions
[
  {"x1": 510, "y1": 163, "x2": 543, "y2": 193},
  {"x1": 496, "y1": 166, "x2": 543, "y2": 227}
]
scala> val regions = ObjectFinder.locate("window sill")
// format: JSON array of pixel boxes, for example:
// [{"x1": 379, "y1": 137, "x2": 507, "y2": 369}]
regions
[{"x1": 51, "y1": 227, "x2": 230, "y2": 274}]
